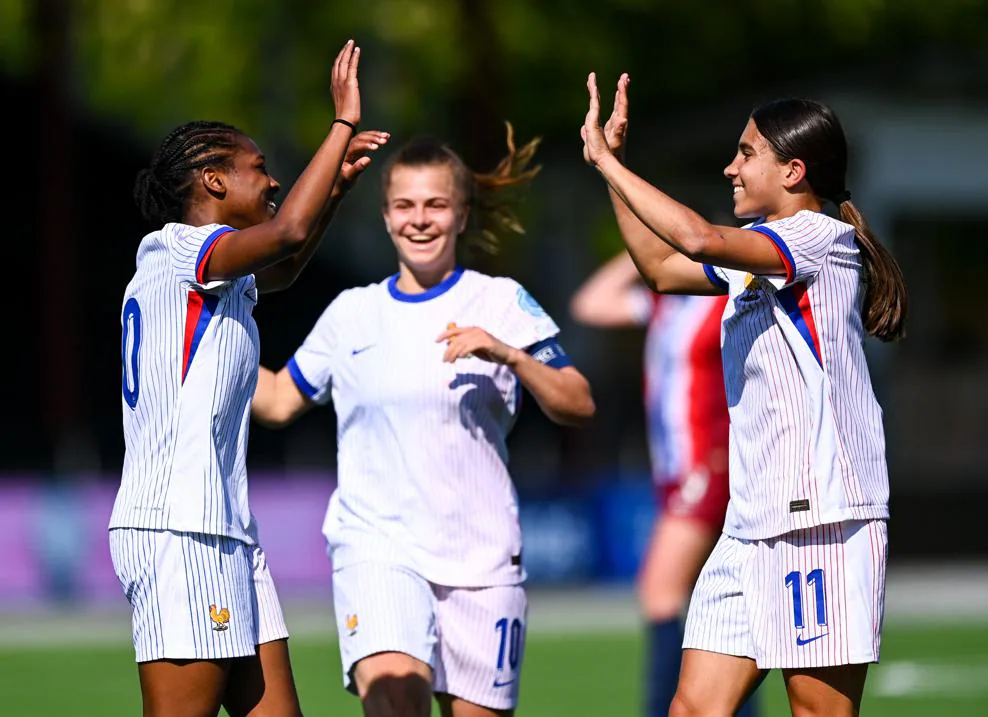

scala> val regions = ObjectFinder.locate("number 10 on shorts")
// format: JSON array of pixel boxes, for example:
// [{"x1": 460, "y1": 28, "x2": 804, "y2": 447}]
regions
[
  {"x1": 495, "y1": 617, "x2": 523, "y2": 673},
  {"x1": 784, "y1": 569, "x2": 827, "y2": 629}
]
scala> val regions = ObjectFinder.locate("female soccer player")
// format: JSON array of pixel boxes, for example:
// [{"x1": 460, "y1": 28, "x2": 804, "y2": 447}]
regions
[
  {"x1": 571, "y1": 256, "x2": 758, "y2": 717},
  {"x1": 251, "y1": 128, "x2": 596, "y2": 717},
  {"x1": 581, "y1": 73, "x2": 907, "y2": 717},
  {"x1": 109, "y1": 40, "x2": 383, "y2": 717}
]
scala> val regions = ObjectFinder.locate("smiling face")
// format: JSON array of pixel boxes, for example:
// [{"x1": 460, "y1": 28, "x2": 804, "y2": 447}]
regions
[
  {"x1": 215, "y1": 135, "x2": 281, "y2": 229},
  {"x1": 722, "y1": 118, "x2": 794, "y2": 220},
  {"x1": 382, "y1": 163, "x2": 468, "y2": 279}
]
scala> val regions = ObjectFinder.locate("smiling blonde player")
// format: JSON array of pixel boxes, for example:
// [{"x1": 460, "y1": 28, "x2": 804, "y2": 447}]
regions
[
  {"x1": 252, "y1": 130, "x2": 595, "y2": 717},
  {"x1": 582, "y1": 73, "x2": 907, "y2": 717}
]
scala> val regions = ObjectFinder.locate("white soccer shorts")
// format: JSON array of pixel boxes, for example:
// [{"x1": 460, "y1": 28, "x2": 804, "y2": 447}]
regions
[
  {"x1": 683, "y1": 519, "x2": 887, "y2": 669},
  {"x1": 109, "y1": 528, "x2": 289, "y2": 662},
  {"x1": 332, "y1": 561, "x2": 528, "y2": 710}
]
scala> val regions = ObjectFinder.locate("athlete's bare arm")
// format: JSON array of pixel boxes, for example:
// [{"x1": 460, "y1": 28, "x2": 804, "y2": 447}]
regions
[
  {"x1": 206, "y1": 41, "x2": 361, "y2": 282},
  {"x1": 437, "y1": 325, "x2": 595, "y2": 427},
  {"x1": 583, "y1": 73, "x2": 784, "y2": 290},
  {"x1": 570, "y1": 251, "x2": 652, "y2": 327},
  {"x1": 252, "y1": 366, "x2": 313, "y2": 428},
  {"x1": 255, "y1": 130, "x2": 389, "y2": 293}
]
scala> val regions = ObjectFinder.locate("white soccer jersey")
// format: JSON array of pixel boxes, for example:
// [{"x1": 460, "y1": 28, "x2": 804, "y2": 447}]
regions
[
  {"x1": 704, "y1": 210, "x2": 889, "y2": 540},
  {"x1": 288, "y1": 268, "x2": 562, "y2": 587},
  {"x1": 110, "y1": 223, "x2": 261, "y2": 544}
]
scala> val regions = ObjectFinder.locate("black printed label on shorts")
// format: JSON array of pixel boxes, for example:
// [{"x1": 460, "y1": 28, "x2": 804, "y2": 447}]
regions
[{"x1": 789, "y1": 499, "x2": 811, "y2": 513}]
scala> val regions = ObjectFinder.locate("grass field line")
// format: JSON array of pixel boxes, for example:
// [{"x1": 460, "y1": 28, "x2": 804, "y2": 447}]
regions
[
  {"x1": 1, "y1": 564, "x2": 985, "y2": 649},
  {"x1": 871, "y1": 660, "x2": 988, "y2": 697}
]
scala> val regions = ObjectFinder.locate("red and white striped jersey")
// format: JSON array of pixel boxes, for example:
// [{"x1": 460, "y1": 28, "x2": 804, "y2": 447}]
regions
[
  {"x1": 110, "y1": 223, "x2": 261, "y2": 544},
  {"x1": 704, "y1": 210, "x2": 890, "y2": 540},
  {"x1": 641, "y1": 293, "x2": 730, "y2": 486}
]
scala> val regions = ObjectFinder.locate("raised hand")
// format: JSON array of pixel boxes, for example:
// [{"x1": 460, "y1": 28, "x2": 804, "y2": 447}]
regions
[
  {"x1": 581, "y1": 72, "x2": 614, "y2": 168},
  {"x1": 336, "y1": 130, "x2": 390, "y2": 193},
  {"x1": 436, "y1": 323, "x2": 517, "y2": 365},
  {"x1": 603, "y1": 73, "x2": 630, "y2": 158},
  {"x1": 331, "y1": 39, "x2": 361, "y2": 127}
]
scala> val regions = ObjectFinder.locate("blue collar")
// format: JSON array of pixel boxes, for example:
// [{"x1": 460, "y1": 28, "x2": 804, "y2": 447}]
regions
[{"x1": 387, "y1": 266, "x2": 465, "y2": 303}]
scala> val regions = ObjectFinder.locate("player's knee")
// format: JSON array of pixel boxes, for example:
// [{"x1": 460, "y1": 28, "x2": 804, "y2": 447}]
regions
[
  {"x1": 361, "y1": 672, "x2": 432, "y2": 717},
  {"x1": 668, "y1": 690, "x2": 732, "y2": 717},
  {"x1": 668, "y1": 691, "x2": 697, "y2": 717},
  {"x1": 355, "y1": 654, "x2": 432, "y2": 717}
]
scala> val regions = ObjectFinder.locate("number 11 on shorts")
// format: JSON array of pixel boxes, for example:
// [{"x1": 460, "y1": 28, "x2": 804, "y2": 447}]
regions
[{"x1": 785, "y1": 569, "x2": 828, "y2": 642}]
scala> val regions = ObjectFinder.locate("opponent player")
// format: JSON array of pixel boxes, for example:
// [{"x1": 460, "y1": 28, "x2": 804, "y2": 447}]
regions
[
  {"x1": 581, "y1": 74, "x2": 907, "y2": 716},
  {"x1": 571, "y1": 255, "x2": 758, "y2": 717},
  {"x1": 109, "y1": 41, "x2": 381, "y2": 717},
  {"x1": 251, "y1": 128, "x2": 596, "y2": 717}
]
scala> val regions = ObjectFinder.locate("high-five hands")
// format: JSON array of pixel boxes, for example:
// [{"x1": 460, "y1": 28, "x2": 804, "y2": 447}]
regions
[
  {"x1": 331, "y1": 40, "x2": 361, "y2": 127},
  {"x1": 336, "y1": 130, "x2": 390, "y2": 194},
  {"x1": 582, "y1": 72, "x2": 631, "y2": 167}
]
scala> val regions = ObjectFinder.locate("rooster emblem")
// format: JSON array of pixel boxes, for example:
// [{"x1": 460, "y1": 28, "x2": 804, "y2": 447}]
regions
[
  {"x1": 345, "y1": 613, "x2": 359, "y2": 636},
  {"x1": 209, "y1": 604, "x2": 231, "y2": 631}
]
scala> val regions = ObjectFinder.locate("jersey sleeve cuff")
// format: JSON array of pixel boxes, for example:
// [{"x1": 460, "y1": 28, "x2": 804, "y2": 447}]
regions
[
  {"x1": 195, "y1": 226, "x2": 235, "y2": 284},
  {"x1": 749, "y1": 224, "x2": 796, "y2": 284},
  {"x1": 287, "y1": 356, "x2": 319, "y2": 399},
  {"x1": 703, "y1": 264, "x2": 730, "y2": 292}
]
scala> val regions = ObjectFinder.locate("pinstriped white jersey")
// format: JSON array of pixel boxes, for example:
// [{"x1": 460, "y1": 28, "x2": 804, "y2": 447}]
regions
[
  {"x1": 288, "y1": 268, "x2": 561, "y2": 587},
  {"x1": 704, "y1": 210, "x2": 889, "y2": 540},
  {"x1": 110, "y1": 222, "x2": 261, "y2": 544}
]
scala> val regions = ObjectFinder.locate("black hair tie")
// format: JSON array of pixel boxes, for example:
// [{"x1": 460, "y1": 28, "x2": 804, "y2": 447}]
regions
[{"x1": 833, "y1": 190, "x2": 852, "y2": 204}]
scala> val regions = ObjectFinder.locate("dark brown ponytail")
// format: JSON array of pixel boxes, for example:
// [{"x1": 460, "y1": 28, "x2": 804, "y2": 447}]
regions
[
  {"x1": 838, "y1": 200, "x2": 907, "y2": 341},
  {"x1": 752, "y1": 98, "x2": 908, "y2": 341}
]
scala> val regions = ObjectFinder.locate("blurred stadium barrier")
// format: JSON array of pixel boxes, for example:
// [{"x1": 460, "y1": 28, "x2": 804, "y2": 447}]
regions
[{"x1": 0, "y1": 474, "x2": 659, "y2": 605}]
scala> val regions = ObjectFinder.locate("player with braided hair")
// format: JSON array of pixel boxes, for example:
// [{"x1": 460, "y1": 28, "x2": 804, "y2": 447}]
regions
[
  {"x1": 251, "y1": 126, "x2": 595, "y2": 717},
  {"x1": 109, "y1": 41, "x2": 388, "y2": 717}
]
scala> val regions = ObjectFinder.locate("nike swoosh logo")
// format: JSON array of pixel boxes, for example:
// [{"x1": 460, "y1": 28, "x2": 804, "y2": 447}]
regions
[
  {"x1": 795, "y1": 633, "x2": 828, "y2": 646},
  {"x1": 351, "y1": 345, "x2": 374, "y2": 356},
  {"x1": 492, "y1": 679, "x2": 515, "y2": 688}
]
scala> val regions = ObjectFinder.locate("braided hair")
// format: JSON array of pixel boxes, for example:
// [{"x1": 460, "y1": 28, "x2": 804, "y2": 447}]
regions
[
  {"x1": 133, "y1": 121, "x2": 245, "y2": 227},
  {"x1": 380, "y1": 122, "x2": 541, "y2": 256}
]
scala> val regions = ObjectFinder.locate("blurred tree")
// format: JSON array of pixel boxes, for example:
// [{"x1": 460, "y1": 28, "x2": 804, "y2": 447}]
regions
[{"x1": 2, "y1": 0, "x2": 987, "y2": 151}]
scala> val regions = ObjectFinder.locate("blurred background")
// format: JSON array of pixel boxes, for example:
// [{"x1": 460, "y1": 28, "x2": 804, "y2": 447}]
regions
[{"x1": 2, "y1": 0, "x2": 987, "y2": 714}]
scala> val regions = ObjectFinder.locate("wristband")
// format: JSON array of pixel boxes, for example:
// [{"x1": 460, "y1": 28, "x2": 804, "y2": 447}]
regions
[{"x1": 332, "y1": 118, "x2": 357, "y2": 132}]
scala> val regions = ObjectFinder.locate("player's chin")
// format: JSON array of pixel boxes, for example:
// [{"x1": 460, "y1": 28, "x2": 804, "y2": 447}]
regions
[{"x1": 732, "y1": 200, "x2": 761, "y2": 221}]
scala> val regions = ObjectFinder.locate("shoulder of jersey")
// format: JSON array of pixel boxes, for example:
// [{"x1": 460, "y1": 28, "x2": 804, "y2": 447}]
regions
[
  {"x1": 329, "y1": 277, "x2": 392, "y2": 310},
  {"x1": 467, "y1": 271, "x2": 520, "y2": 295},
  {"x1": 773, "y1": 209, "x2": 848, "y2": 233}
]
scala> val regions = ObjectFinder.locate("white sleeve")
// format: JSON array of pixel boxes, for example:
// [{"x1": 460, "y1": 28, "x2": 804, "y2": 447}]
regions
[
  {"x1": 163, "y1": 223, "x2": 237, "y2": 288},
  {"x1": 287, "y1": 300, "x2": 340, "y2": 405},
  {"x1": 494, "y1": 279, "x2": 560, "y2": 350},
  {"x1": 748, "y1": 212, "x2": 838, "y2": 288}
]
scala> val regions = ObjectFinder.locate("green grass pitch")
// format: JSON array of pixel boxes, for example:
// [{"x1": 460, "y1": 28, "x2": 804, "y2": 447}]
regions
[{"x1": 1, "y1": 623, "x2": 986, "y2": 715}]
